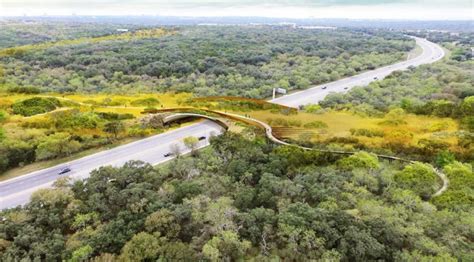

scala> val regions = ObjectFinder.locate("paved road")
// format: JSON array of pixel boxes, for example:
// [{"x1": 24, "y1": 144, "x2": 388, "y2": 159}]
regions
[
  {"x1": 0, "y1": 36, "x2": 444, "y2": 209},
  {"x1": 271, "y1": 37, "x2": 445, "y2": 107},
  {"x1": 0, "y1": 120, "x2": 223, "y2": 209}
]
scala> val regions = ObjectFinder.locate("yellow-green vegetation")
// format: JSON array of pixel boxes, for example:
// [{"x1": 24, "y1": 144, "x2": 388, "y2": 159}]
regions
[
  {"x1": 0, "y1": 28, "x2": 170, "y2": 57},
  {"x1": 245, "y1": 109, "x2": 459, "y2": 149},
  {"x1": 432, "y1": 161, "x2": 474, "y2": 210},
  {"x1": 1, "y1": 92, "x2": 193, "y2": 116},
  {"x1": 0, "y1": 92, "x2": 196, "y2": 177},
  {"x1": 235, "y1": 110, "x2": 466, "y2": 160},
  {"x1": 0, "y1": 136, "x2": 142, "y2": 182},
  {"x1": 394, "y1": 162, "x2": 441, "y2": 200}
]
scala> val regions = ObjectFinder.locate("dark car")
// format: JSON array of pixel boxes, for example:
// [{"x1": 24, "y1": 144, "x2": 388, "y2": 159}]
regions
[
  {"x1": 374, "y1": 77, "x2": 378, "y2": 80},
  {"x1": 322, "y1": 86, "x2": 327, "y2": 89},
  {"x1": 198, "y1": 136, "x2": 206, "y2": 141},
  {"x1": 344, "y1": 87, "x2": 349, "y2": 90},
  {"x1": 58, "y1": 167, "x2": 71, "y2": 175},
  {"x1": 163, "y1": 153, "x2": 173, "y2": 157}
]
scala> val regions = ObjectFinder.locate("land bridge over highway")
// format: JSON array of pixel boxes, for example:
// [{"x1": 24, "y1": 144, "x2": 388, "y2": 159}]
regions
[
  {"x1": 163, "y1": 113, "x2": 229, "y2": 131},
  {"x1": 161, "y1": 109, "x2": 449, "y2": 198}
]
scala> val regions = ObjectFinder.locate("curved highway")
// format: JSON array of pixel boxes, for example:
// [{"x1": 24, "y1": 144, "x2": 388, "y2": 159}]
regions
[
  {"x1": 271, "y1": 37, "x2": 445, "y2": 107},
  {"x1": 0, "y1": 36, "x2": 445, "y2": 209},
  {"x1": 0, "y1": 121, "x2": 224, "y2": 209}
]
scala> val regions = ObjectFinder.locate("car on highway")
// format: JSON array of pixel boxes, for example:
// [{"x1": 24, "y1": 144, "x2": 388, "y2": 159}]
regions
[
  {"x1": 58, "y1": 167, "x2": 71, "y2": 175},
  {"x1": 322, "y1": 86, "x2": 327, "y2": 89},
  {"x1": 344, "y1": 87, "x2": 349, "y2": 90},
  {"x1": 163, "y1": 153, "x2": 173, "y2": 157},
  {"x1": 198, "y1": 136, "x2": 206, "y2": 141},
  {"x1": 374, "y1": 77, "x2": 378, "y2": 80}
]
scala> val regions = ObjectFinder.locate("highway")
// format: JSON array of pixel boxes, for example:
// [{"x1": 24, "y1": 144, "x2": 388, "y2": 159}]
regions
[
  {"x1": 271, "y1": 37, "x2": 445, "y2": 107},
  {"x1": 0, "y1": 36, "x2": 444, "y2": 209},
  {"x1": 0, "y1": 121, "x2": 223, "y2": 209}
]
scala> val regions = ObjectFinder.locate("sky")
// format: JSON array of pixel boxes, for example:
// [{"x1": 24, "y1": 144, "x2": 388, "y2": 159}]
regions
[{"x1": 0, "y1": 0, "x2": 472, "y2": 20}]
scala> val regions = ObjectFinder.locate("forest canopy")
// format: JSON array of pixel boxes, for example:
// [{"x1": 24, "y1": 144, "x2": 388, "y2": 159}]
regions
[
  {"x1": 0, "y1": 26, "x2": 413, "y2": 97},
  {"x1": 0, "y1": 133, "x2": 472, "y2": 261}
]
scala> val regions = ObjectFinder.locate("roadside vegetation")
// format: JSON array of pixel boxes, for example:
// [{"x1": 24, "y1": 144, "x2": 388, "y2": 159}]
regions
[
  {"x1": 0, "y1": 132, "x2": 472, "y2": 261},
  {"x1": 0, "y1": 92, "x2": 192, "y2": 176}
]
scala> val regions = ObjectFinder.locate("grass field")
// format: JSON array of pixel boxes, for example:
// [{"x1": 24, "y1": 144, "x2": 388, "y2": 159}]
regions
[{"x1": 243, "y1": 109, "x2": 459, "y2": 149}]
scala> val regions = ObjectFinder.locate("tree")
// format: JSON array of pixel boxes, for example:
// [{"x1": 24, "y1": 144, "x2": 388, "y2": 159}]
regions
[
  {"x1": 145, "y1": 209, "x2": 180, "y2": 239},
  {"x1": 70, "y1": 245, "x2": 94, "y2": 262},
  {"x1": 183, "y1": 136, "x2": 199, "y2": 156},
  {"x1": 35, "y1": 132, "x2": 81, "y2": 160},
  {"x1": 169, "y1": 144, "x2": 181, "y2": 158},
  {"x1": 103, "y1": 121, "x2": 125, "y2": 139},
  {"x1": 435, "y1": 150, "x2": 455, "y2": 167},
  {"x1": 461, "y1": 96, "x2": 474, "y2": 116},
  {"x1": 119, "y1": 232, "x2": 161, "y2": 261},
  {"x1": 337, "y1": 151, "x2": 380, "y2": 171},
  {"x1": 0, "y1": 110, "x2": 7, "y2": 122},
  {"x1": 395, "y1": 162, "x2": 438, "y2": 199},
  {"x1": 140, "y1": 114, "x2": 165, "y2": 129},
  {"x1": 202, "y1": 231, "x2": 251, "y2": 261}
]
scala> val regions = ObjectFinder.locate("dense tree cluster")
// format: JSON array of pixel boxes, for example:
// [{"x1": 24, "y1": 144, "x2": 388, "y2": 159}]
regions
[
  {"x1": 0, "y1": 133, "x2": 472, "y2": 261},
  {"x1": 0, "y1": 26, "x2": 413, "y2": 97},
  {"x1": 0, "y1": 20, "x2": 144, "y2": 49},
  {"x1": 408, "y1": 31, "x2": 474, "y2": 61},
  {"x1": 320, "y1": 62, "x2": 473, "y2": 117},
  {"x1": 320, "y1": 31, "x2": 473, "y2": 116},
  {"x1": 318, "y1": 40, "x2": 474, "y2": 162}
]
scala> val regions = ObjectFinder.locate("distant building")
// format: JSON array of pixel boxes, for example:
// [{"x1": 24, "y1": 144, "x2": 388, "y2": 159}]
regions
[
  {"x1": 299, "y1": 26, "x2": 337, "y2": 30},
  {"x1": 116, "y1": 28, "x2": 129, "y2": 32},
  {"x1": 278, "y1": 22, "x2": 297, "y2": 28}
]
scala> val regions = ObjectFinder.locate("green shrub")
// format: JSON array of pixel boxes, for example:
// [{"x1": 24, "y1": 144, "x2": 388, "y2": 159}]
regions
[
  {"x1": 395, "y1": 162, "x2": 438, "y2": 200},
  {"x1": 11, "y1": 97, "x2": 61, "y2": 116},
  {"x1": 96, "y1": 112, "x2": 134, "y2": 121},
  {"x1": 7, "y1": 86, "x2": 41, "y2": 94},
  {"x1": 131, "y1": 97, "x2": 161, "y2": 107},
  {"x1": 350, "y1": 128, "x2": 384, "y2": 137},
  {"x1": 304, "y1": 121, "x2": 328, "y2": 129},
  {"x1": 0, "y1": 111, "x2": 7, "y2": 122},
  {"x1": 337, "y1": 151, "x2": 380, "y2": 170},
  {"x1": 267, "y1": 118, "x2": 288, "y2": 127},
  {"x1": 51, "y1": 111, "x2": 101, "y2": 129},
  {"x1": 288, "y1": 119, "x2": 302, "y2": 127},
  {"x1": 304, "y1": 104, "x2": 323, "y2": 114}
]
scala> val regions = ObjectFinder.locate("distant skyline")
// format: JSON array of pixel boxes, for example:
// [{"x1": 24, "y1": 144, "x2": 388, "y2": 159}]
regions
[{"x1": 0, "y1": 0, "x2": 472, "y2": 20}]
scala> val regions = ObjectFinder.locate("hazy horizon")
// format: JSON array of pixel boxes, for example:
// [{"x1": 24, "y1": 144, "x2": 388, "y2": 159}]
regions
[{"x1": 1, "y1": 0, "x2": 472, "y2": 20}]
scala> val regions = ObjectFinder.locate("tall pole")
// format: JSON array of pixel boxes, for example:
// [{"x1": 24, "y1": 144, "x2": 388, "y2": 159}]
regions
[{"x1": 272, "y1": 88, "x2": 276, "y2": 99}]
